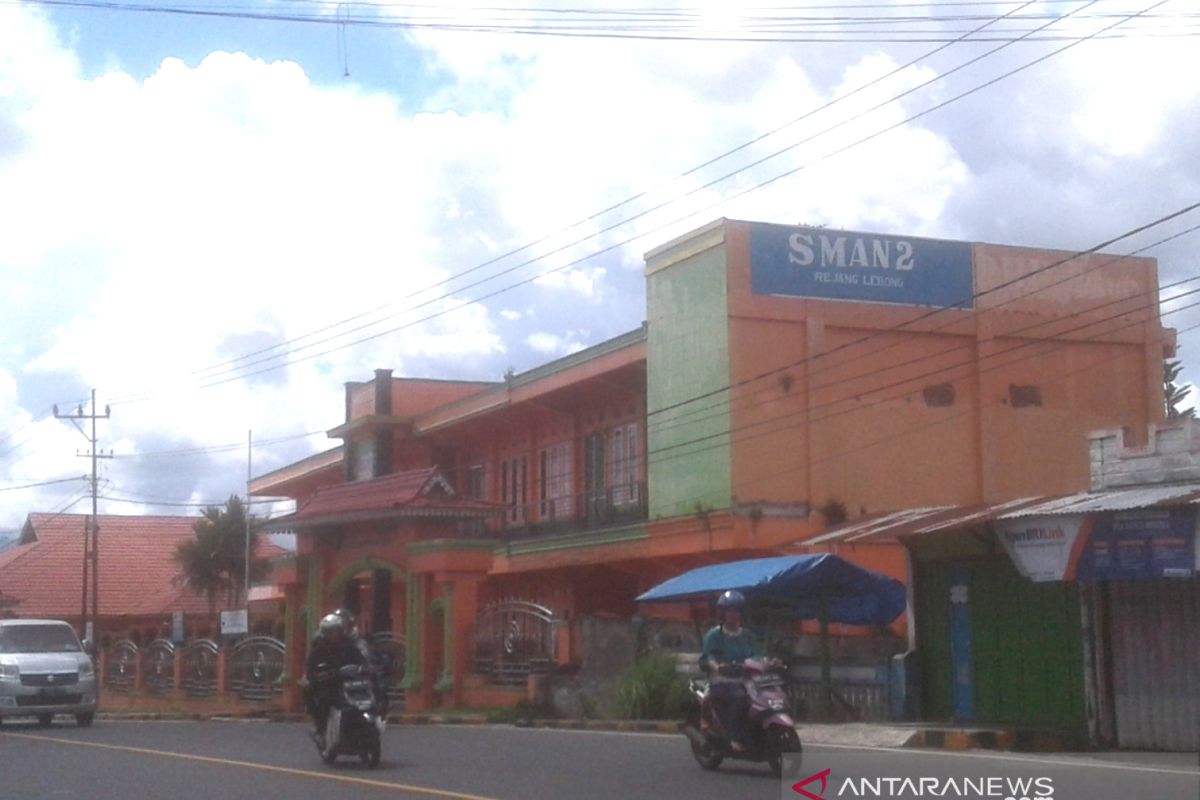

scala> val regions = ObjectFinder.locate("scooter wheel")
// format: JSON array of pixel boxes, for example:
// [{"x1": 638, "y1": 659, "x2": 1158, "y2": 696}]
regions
[
  {"x1": 688, "y1": 735, "x2": 723, "y2": 771},
  {"x1": 360, "y1": 727, "x2": 382, "y2": 768},
  {"x1": 767, "y1": 727, "x2": 802, "y2": 779}
]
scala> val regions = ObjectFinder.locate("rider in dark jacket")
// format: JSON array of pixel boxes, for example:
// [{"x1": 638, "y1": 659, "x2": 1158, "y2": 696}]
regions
[{"x1": 304, "y1": 610, "x2": 368, "y2": 737}]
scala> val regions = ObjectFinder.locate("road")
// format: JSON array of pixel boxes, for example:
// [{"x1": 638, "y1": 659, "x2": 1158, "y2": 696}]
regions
[{"x1": 0, "y1": 719, "x2": 1196, "y2": 800}]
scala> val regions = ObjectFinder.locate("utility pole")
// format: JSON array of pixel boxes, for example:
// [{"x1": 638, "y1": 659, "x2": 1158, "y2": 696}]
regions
[
  {"x1": 54, "y1": 390, "x2": 111, "y2": 653},
  {"x1": 244, "y1": 429, "x2": 252, "y2": 632}
]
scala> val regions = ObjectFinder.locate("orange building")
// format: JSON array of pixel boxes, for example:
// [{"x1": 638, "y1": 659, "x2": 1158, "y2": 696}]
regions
[{"x1": 253, "y1": 219, "x2": 1170, "y2": 712}]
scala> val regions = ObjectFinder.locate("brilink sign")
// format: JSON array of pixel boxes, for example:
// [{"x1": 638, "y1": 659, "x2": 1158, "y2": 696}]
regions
[{"x1": 749, "y1": 223, "x2": 975, "y2": 309}]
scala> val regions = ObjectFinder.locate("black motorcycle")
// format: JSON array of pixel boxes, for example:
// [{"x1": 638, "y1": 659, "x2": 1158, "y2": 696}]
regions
[
  {"x1": 681, "y1": 657, "x2": 802, "y2": 778},
  {"x1": 311, "y1": 663, "x2": 385, "y2": 768}
]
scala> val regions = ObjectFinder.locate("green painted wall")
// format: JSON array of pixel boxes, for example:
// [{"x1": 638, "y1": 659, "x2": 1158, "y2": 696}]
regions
[{"x1": 646, "y1": 243, "x2": 732, "y2": 518}]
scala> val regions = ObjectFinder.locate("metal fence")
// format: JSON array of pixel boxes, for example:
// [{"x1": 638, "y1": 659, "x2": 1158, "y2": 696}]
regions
[
  {"x1": 228, "y1": 636, "x2": 286, "y2": 702},
  {"x1": 104, "y1": 640, "x2": 139, "y2": 693},
  {"x1": 181, "y1": 639, "x2": 220, "y2": 698},
  {"x1": 141, "y1": 639, "x2": 177, "y2": 696}
]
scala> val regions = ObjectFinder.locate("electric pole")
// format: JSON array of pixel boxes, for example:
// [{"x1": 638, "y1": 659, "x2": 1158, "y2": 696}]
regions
[{"x1": 54, "y1": 390, "x2": 111, "y2": 653}]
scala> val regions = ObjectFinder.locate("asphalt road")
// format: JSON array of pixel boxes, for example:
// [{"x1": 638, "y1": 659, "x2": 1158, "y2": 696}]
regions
[{"x1": 0, "y1": 719, "x2": 1196, "y2": 800}]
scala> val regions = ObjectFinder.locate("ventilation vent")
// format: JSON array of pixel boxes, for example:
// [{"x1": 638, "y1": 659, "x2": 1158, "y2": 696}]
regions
[
  {"x1": 923, "y1": 383, "x2": 956, "y2": 407},
  {"x1": 1009, "y1": 384, "x2": 1043, "y2": 408}
]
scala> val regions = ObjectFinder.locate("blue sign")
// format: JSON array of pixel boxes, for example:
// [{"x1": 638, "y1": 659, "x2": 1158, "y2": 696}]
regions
[
  {"x1": 749, "y1": 223, "x2": 975, "y2": 309},
  {"x1": 1075, "y1": 507, "x2": 1196, "y2": 582}
]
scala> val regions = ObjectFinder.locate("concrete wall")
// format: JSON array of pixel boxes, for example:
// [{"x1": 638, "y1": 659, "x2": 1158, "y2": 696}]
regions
[{"x1": 1090, "y1": 420, "x2": 1200, "y2": 490}]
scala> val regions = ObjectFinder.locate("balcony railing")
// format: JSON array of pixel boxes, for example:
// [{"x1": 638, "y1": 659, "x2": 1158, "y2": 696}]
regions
[{"x1": 483, "y1": 482, "x2": 648, "y2": 541}]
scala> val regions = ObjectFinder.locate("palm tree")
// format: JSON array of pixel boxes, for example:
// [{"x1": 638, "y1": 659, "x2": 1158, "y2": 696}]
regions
[
  {"x1": 1165, "y1": 357, "x2": 1196, "y2": 420},
  {"x1": 174, "y1": 496, "x2": 270, "y2": 630}
]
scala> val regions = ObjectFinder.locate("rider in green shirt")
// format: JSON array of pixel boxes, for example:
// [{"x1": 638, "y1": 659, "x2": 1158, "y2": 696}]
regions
[{"x1": 700, "y1": 590, "x2": 760, "y2": 748}]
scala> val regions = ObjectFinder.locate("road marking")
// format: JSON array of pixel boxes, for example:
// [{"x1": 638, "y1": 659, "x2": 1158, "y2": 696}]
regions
[{"x1": 0, "y1": 731, "x2": 502, "y2": 800}]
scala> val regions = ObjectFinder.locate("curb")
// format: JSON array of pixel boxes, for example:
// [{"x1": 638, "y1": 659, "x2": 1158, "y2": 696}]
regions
[{"x1": 907, "y1": 727, "x2": 1085, "y2": 753}]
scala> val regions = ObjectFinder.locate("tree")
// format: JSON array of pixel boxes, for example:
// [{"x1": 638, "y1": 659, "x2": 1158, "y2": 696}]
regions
[
  {"x1": 1165, "y1": 356, "x2": 1196, "y2": 420},
  {"x1": 174, "y1": 496, "x2": 270, "y2": 629}
]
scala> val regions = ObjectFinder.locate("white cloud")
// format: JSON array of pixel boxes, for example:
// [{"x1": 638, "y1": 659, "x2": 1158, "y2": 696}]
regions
[
  {"x1": 525, "y1": 332, "x2": 587, "y2": 357},
  {"x1": 2, "y1": 1, "x2": 1199, "y2": 526}
]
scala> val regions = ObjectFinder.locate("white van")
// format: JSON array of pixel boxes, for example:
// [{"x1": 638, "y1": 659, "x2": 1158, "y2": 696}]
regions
[{"x1": 0, "y1": 619, "x2": 97, "y2": 726}]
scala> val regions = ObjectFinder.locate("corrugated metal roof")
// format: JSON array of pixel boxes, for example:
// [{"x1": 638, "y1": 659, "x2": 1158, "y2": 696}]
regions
[
  {"x1": 995, "y1": 485, "x2": 1200, "y2": 518},
  {"x1": 798, "y1": 486, "x2": 1200, "y2": 548},
  {"x1": 800, "y1": 496, "x2": 1048, "y2": 547}
]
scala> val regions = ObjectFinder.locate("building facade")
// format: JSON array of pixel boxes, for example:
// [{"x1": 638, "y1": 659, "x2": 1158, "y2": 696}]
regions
[{"x1": 253, "y1": 218, "x2": 1171, "y2": 713}]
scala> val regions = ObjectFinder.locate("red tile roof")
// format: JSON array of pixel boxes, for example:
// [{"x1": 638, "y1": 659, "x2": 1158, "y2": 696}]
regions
[
  {"x1": 0, "y1": 513, "x2": 289, "y2": 620},
  {"x1": 278, "y1": 467, "x2": 502, "y2": 529}
]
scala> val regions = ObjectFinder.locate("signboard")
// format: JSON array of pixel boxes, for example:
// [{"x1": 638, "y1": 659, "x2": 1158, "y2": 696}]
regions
[
  {"x1": 1075, "y1": 507, "x2": 1196, "y2": 582},
  {"x1": 997, "y1": 508, "x2": 1197, "y2": 582},
  {"x1": 171, "y1": 610, "x2": 185, "y2": 643},
  {"x1": 749, "y1": 223, "x2": 975, "y2": 309},
  {"x1": 996, "y1": 514, "x2": 1091, "y2": 582},
  {"x1": 220, "y1": 609, "x2": 248, "y2": 636}
]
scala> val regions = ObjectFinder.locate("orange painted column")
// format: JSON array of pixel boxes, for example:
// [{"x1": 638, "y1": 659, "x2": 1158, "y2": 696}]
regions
[
  {"x1": 282, "y1": 584, "x2": 306, "y2": 713},
  {"x1": 446, "y1": 574, "x2": 484, "y2": 708}
]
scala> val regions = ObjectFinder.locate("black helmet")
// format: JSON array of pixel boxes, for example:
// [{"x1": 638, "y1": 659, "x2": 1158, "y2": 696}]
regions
[
  {"x1": 716, "y1": 590, "x2": 746, "y2": 610},
  {"x1": 318, "y1": 612, "x2": 347, "y2": 636},
  {"x1": 331, "y1": 608, "x2": 356, "y2": 628}
]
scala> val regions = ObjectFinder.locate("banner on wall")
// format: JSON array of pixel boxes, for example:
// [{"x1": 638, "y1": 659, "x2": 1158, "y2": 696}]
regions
[
  {"x1": 749, "y1": 222, "x2": 975, "y2": 309},
  {"x1": 996, "y1": 507, "x2": 1197, "y2": 582},
  {"x1": 1074, "y1": 507, "x2": 1196, "y2": 582},
  {"x1": 995, "y1": 514, "x2": 1091, "y2": 582}
]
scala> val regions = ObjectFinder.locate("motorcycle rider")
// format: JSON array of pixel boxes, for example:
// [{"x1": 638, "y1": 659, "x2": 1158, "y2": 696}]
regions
[
  {"x1": 304, "y1": 609, "x2": 368, "y2": 740},
  {"x1": 699, "y1": 590, "x2": 761, "y2": 750}
]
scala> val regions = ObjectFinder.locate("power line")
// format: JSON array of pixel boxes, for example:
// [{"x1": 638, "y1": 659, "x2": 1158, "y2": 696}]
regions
[
  {"x1": 647, "y1": 198, "x2": 1200, "y2": 425},
  {"x1": 644, "y1": 295, "x2": 1200, "y2": 521},
  {"x1": 110, "y1": 0, "x2": 1141, "y2": 406},
  {"x1": 13, "y1": 0, "x2": 1195, "y2": 43},
  {"x1": 111, "y1": 0, "x2": 1051, "y2": 401},
  {"x1": 0, "y1": 476, "x2": 87, "y2": 493},
  {"x1": 645, "y1": 222, "x2": 1200, "y2": 437}
]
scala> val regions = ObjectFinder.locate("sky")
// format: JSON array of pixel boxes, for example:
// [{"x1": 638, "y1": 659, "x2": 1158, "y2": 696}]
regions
[{"x1": 0, "y1": 0, "x2": 1198, "y2": 530}]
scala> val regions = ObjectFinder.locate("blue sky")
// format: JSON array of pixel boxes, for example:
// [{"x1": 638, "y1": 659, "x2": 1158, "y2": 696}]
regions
[{"x1": 1, "y1": 1, "x2": 1198, "y2": 526}]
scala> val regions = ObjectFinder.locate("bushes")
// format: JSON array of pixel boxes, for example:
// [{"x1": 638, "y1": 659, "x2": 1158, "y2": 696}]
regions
[{"x1": 614, "y1": 651, "x2": 691, "y2": 720}]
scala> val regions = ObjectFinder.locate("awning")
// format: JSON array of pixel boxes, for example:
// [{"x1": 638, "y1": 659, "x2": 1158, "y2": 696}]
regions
[
  {"x1": 635, "y1": 554, "x2": 906, "y2": 626},
  {"x1": 799, "y1": 485, "x2": 1200, "y2": 550}
]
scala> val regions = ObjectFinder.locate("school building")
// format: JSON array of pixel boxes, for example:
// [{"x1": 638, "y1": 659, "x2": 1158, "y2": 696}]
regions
[{"x1": 251, "y1": 218, "x2": 1170, "y2": 714}]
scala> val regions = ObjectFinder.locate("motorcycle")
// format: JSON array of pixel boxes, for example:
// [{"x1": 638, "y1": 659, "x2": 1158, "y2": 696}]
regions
[
  {"x1": 310, "y1": 663, "x2": 385, "y2": 768},
  {"x1": 681, "y1": 657, "x2": 802, "y2": 778}
]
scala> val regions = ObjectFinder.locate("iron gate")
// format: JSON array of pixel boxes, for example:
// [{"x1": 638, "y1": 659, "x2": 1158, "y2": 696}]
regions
[{"x1": 472, "y1": 601, "x2": 557, "y2": 686}]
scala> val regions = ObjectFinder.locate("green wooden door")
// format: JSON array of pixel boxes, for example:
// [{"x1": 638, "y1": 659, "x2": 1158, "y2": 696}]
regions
[
  {"x1": 916, "y1": 557, "x2": 1086, "y2": 729},
  {"x1": 915, "y1": 560, "x2": 954, "y2": 720},
  {"x1": 968, "y1": 557, "x2": 1085, "y2": 729}
]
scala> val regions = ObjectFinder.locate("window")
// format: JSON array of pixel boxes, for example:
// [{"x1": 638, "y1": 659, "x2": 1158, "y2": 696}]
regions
[
  {"x1": 466, "y1": 465, "x2": 486, "y2": 499},
  {"x1": 610, "y1": 423, "x2": 640, "y2": 506},
  {"x1": 501, "y1": 455, "x2": 528, "y2": 524},
  {"x1": 348, "y1": 438, "x2": 376, "y2": 482},
  {"x1": 539, "y1": 443, "x2": 573, "y2": 520}
]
